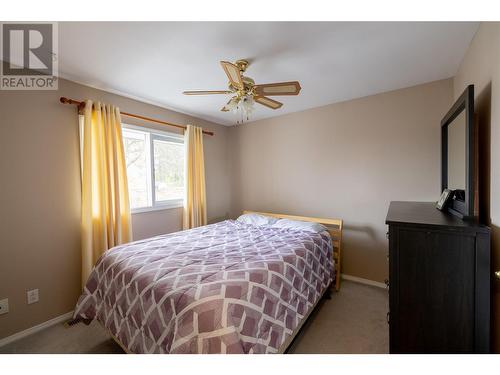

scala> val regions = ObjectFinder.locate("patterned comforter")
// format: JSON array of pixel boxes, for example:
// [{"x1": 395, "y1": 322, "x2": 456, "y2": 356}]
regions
[{"x1": 73, "y1": 220, "x2": 333, "y2": 354}]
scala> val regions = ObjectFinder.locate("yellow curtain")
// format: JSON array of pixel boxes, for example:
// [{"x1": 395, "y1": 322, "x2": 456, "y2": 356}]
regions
[
  {"x1": 183, "y1": 124, "x2": 207, "y2": 229},
  {"x1": 80, "y1": 100, "x2": 132, "y2": 286}
]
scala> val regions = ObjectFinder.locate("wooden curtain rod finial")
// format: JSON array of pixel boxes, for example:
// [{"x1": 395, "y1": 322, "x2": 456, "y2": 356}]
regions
[
  {"x1": 58, "y1": 96, "x2": 215, "y2": 136},
  {"x1": 60, "y1": 96, "x2": 73, "y2": 104}
]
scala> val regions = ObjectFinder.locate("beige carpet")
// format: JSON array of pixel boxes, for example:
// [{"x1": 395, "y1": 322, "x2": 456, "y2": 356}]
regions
[{"x1": 0, "y1": 280, "x2": 388, "y2": 354}]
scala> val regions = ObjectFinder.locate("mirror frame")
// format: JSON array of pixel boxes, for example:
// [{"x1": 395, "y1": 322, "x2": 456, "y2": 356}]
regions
[{"x1": 441, "y1": 84, "x2": 475, "y2": 219}]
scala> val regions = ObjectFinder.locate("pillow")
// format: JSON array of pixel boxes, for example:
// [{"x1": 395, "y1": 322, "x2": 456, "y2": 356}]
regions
[
  {"x1": 272, "y1": 218, "x2": 327, "y2": 233},
  {"x1": 236, "y1": 213, "x2": 279, "y2": 226}
]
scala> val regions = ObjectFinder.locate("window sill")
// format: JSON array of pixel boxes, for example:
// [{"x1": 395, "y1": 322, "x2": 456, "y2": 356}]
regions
[{"x1": 131, "y1": 202, "x2": 183, "y2": 215}]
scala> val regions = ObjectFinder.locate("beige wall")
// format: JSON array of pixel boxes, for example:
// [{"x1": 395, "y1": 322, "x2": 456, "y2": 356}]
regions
[
  {"x1": 0, "y1": 78, "x2": 231, "y2": 339},
  {"x1": 229, "y1": 79, "x2": 453, "y2": 283},
  {"x1": 0, "y1": 58, "x2": 466, "y2": 340},
  {"x1": 453, "y1": 21, "x2": 500, "y2": 352}
]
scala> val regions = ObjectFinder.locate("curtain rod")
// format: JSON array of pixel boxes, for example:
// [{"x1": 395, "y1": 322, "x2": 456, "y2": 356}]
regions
[{"x1": 59, "y1": 97, "x2": 214, "y2": 136}]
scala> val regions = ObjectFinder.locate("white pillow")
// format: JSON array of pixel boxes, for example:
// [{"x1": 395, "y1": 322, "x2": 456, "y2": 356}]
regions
[
  {"x1": 237, "y1": 213, "x2": 279, "y2": 226},
  {"x1": 272, "y1": 218, "x2": 327, "y2": 233}
]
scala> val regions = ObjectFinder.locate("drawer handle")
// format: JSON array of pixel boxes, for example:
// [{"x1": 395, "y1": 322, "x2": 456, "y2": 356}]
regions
[{"x1": 386, "y1": 312, "x2": 390, "y2": 324}]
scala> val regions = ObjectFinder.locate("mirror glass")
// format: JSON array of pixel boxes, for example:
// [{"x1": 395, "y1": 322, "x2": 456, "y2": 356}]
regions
[{"x1": 447, "y1": 110, "x2": 466, "y2": 193}]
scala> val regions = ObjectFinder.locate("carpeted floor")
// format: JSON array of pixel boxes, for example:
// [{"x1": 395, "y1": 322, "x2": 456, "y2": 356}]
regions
[{"x1": 0, "y1": 280, "x2": 388, "y2": 354}]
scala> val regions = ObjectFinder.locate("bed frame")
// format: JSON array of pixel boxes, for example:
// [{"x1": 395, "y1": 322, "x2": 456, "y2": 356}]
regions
[{"x1": 243, "y1": 211, "x2": 343, "y2": 291}]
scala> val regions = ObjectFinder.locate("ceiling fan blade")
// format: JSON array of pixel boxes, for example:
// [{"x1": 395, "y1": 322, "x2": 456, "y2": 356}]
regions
[
  {"x1": 220, "y1": 61, "x2": 244, "y2": 90},
  {"x1": 183, "y1": 90, "x2": 232, "y2": 95},
  {"x1": 255, "y1": 96, "x2": 283, "y2": 110},
  {"x1": 254, "y1": 81, "x2": 301, "y2": 96}
]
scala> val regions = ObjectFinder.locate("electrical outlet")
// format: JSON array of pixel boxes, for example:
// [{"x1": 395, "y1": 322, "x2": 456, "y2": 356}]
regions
[
  {"x1": 0, "y1": 298, "x2": 8, "y2": 315},
  {"x1": 27, "y1": 289, "x2": 39, "y2": 304}
]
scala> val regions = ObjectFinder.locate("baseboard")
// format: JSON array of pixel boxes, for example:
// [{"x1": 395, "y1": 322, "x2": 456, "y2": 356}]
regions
[
  {"x1": 341, "y1": 274, "x2": 386, "y2": 289},
  {"x1": 0, "y1": 310, "x2": 74, "y2": 348}
]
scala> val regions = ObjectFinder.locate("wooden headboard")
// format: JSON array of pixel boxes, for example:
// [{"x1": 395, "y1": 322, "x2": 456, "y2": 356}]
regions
[{"x1": 243, "y1": 210, "x2": 343, "y2": 291}]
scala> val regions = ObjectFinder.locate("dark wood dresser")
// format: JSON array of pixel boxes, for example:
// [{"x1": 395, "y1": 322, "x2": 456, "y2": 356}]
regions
[{"x1": 386, "y1": 201, "x2": 490, "y2": 353}]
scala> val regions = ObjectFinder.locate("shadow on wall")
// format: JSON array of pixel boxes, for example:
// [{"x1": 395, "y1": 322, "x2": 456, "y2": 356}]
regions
[
  {"x1": 340, "y1": 223, "x2": 388, "y2": 282},
  {"x1": 343, "y1": 223, "x2": 378, "y2": 239}
]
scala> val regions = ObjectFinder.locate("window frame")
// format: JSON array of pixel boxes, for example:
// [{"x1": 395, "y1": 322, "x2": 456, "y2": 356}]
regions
[{"x1": 122, "y1": 123, "x2": 185, "y2": 214}]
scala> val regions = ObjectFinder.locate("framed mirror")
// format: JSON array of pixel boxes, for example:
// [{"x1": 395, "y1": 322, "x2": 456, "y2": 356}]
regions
[{"x1": 441, "y1": 85, "x2": 476, "y2": 219}]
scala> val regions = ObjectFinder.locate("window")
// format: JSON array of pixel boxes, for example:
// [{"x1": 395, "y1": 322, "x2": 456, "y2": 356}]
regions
[{"x1": 122, "y1": 124, "x2": 184, "y2": 212}]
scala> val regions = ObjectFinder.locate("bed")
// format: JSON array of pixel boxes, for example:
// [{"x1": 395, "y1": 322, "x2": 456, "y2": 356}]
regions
[{"x1": 72, "y1": 211, "x2": 343, "y2": 354}]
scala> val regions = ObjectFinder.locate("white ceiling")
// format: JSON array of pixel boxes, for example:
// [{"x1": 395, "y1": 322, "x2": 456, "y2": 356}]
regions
[{"x1": 58, "y1": 22, "x2": 479, "y2": 126}]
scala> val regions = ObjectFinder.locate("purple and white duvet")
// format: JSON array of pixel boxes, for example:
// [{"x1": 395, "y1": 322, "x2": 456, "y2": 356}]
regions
[{"x1": 73, "y1": 220, "x2": 333, "y2": 353}]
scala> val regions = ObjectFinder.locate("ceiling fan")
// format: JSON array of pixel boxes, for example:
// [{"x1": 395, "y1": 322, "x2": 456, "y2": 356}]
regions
[{"x1": 183, "y1": 59, "x2": 301, "y2": 121}]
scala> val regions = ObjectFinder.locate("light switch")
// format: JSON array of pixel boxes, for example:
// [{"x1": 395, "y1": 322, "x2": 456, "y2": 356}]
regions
[{"x1": 27, "y1": 289, "x2": 39, "y2": 304}]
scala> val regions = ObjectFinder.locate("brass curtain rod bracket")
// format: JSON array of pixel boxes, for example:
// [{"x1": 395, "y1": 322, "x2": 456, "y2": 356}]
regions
[{"x1": 59, "y1": 96, "x2": 214, "y2": 136}]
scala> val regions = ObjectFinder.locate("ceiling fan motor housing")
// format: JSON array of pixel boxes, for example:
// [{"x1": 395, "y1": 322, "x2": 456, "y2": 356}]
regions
[{"x1": 229, "y1": 76, "x2": 255, "y2": 95}]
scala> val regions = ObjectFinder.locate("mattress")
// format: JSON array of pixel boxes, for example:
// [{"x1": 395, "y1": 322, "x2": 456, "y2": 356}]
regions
[{"x1": 73, "y1": 219, "x2": 334, "y2": 353}]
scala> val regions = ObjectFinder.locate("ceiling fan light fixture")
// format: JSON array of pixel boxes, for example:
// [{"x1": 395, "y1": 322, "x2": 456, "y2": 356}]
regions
[
  {"x1": 241, "y1": 95, "x2": 255, "y2": 114},
  {"x1": 226, "y1": 97, "x2": 239, "y2": 112},
  {"x1": 228, "y1": 94, "x2": 256, "y2": 124},
  {"x1": 183, "y1": 59, "x2": 300, "y2": 123}
]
